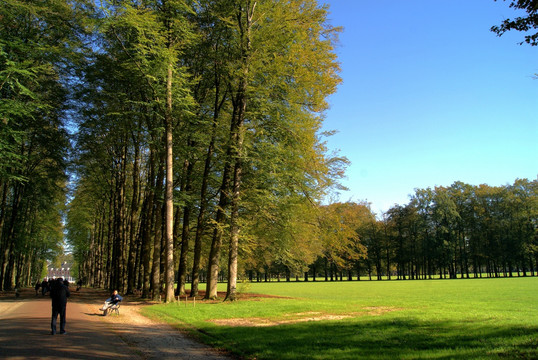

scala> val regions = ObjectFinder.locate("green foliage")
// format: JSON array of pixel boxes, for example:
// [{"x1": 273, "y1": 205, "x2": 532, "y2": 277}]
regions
[
  {"x1": 491, "y1": 0, "x2": 538, "y2": 46},
  {"x1": 0, "y1": 0, "x2": 86, "y2": 289},
  {"x1": 39, "y1": 262, "x2": 48, "y2": 279},
  {"x1": 236, "y1": 279, "x2": 251, "y2": 295},
  {"x1": 318, "y1": 202, "x2": 369, "y2": 269}
]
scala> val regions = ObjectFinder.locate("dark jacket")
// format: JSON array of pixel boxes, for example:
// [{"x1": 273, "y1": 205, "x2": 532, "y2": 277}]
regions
[
  {"x1": 50, "y1": 280, "x2": 70, "y2": 308},
  {"x1": 110, "y1": 293, "x2": 123, "y2": 304}
]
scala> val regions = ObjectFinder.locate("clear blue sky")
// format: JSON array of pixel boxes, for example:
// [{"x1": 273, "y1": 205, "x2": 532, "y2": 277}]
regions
[{"x1": 321, "y1": 0, "x2": 538, "y2": 214}]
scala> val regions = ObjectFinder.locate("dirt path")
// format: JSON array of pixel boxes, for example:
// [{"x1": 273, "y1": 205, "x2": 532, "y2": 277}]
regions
[{"x1": 0, "y1": 288, "x2": 231, "y2": 360}]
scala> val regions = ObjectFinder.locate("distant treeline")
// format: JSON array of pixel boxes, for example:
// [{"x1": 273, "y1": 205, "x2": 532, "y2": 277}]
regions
[
  {"x1": 244, "y1": 179, "x2": 537, "y2": 282},
  {"x1": 175, "y1": 179, "x2": 538, "y2": 284}
]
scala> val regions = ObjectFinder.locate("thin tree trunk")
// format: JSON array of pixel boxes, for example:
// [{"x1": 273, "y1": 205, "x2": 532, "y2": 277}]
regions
[
  {"x1": 142, "y1": 156, "x2": 156, "y2": 298},
  {"x1": 0, "y1": 181, "x2": 8, "y2": 285},
  {"x1": 0, "y1": 181, "x2": 10, "y2": 290},
  {"x1": 204, "y1": 165, "x2": 231, "y2": 299},
  {"x1": 127, "y1": 138, "x2": 141, "y2": 294},
  {"x1": 164, "y1": 62, "x2": 175, "y2": 303},
  {"x1": 225, "y1": 0, "x2": 255, "y2": 303},
  {"x1": 1, "y1": 183, "x2": 22, "y2": 290},
  {"x1": 204, "y1": 90, "x2": 240, "y2": 300},
  {"x1": 176, "y1": 157, "x2": 194, "y2": 296},
  {"x1": 190, "y1": 70, "x2": 227, "y2": 298},
  {"x1": 151, "y1": 163, "x2": 165, "y2": 301}
]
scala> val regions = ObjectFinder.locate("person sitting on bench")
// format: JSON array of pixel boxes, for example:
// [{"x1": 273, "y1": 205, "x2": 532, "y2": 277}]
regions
[{"x1": 100, "y1": 290, "x2": 122, "y2": 312}]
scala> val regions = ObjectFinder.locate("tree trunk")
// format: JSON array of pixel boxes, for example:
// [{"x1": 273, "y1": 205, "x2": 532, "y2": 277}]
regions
[
  {"x1": 127, "y1": 138, "x2": 141, "y2": 294},
  {"x1": 225, "y1": 106, "x2": 245, "y2": 301},
  {"x1": 1, "y1": 182, "x2": 22, "y2": 290},
  {"x1": 164, "y1": 63, "x2": 175, "y2": 303},
  {"x1": 204, "y1": 174, "x2": 230, "y2": 300},
  {"x1": 225, "y1": 0, "x2": 255, "y2": 302},
  {"x1": 176, "y1": 157, "x2": 194, "y2": 296},
  {"x1": 151, "y1": 164, "x2": 165, "y2": 301},
  {"x1": 0, "y1": 181, "x2": 8, "y2": 289},
  {"x1": 142, "y1": 155, "x2": 156, "y2": 298},
  {"x1": 190, "y1": 68, "x2": 227, "y2": 298}
]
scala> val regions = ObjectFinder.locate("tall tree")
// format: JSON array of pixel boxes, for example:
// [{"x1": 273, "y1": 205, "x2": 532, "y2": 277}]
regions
[
  {"x1": 223, "y1": 0, "x2": 343, "y2": 300},
  {"x1": 96, "y1": 0, "x2": 195, "y2": 301}
]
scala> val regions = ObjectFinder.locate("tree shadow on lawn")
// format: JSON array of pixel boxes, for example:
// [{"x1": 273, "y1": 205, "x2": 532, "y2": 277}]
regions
[{"x1": 206, "y1": 318, "x2": 538, "y2": 360}]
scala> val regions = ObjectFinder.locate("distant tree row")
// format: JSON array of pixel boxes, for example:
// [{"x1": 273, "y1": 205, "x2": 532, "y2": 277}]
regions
[{"x1": 252, "y1": 179, "x2": 537, "y2": 282}]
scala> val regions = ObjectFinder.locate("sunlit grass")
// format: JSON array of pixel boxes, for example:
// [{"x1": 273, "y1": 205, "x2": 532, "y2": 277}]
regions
[{"x1": 143, "y1": 277, "x2": 538, "y2": 359}]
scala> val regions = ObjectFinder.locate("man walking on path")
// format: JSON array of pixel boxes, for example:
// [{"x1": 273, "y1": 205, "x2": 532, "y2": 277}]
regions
[{"x1": 50, "y1": 277, "x2": 70, "y2": 334}]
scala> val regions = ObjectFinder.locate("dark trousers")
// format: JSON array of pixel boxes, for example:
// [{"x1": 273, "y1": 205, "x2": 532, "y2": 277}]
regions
[{"x1": 51, "y1": 305, "x2": 66, "y2": 334}]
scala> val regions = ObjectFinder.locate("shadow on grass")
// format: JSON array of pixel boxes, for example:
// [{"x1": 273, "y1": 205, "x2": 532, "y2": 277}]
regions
[{"x1": 200, "y1": 318, "x2": 538, "y2": 360}]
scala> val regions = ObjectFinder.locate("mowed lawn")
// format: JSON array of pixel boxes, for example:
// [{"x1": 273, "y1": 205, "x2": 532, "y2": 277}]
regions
[{"x1": 143, "y1": 277, "x2": 538, "y2": 359}]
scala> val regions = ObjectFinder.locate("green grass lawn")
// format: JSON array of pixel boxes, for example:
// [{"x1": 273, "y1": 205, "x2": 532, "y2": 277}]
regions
[{"x1": 143, "y1": 277, "x2": 538, "y2": 359}]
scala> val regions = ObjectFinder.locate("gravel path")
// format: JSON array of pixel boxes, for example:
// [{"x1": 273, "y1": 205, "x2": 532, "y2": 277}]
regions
[{"x1": 0, "y1": 288, "x2": 232, "y2": 360}]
